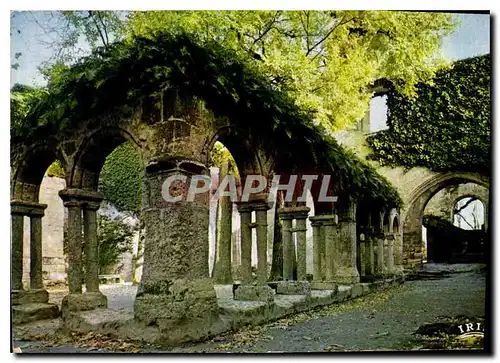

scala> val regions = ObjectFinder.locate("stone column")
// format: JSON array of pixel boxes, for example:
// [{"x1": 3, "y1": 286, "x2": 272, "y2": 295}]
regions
[
  {"x1": 60, "y1": 196, "x2": 83, "y2": 294},
  {"x1": 254, "y1": 202, "x2": 270, "y2": 284},
  {"x1": 59, "y1": 189, "x2": 106, "y2": 317},
  {"x1": 11, "y1": 201, "x2": 59, "y2": 323},
  {"x1": 359, "y1": 233, "x2": 366, "y2": 277},
  {"x1": 294, "y1": 207, "x2": 310, "y2": 281},
  {"x1": 374, "y1": 233, "x2": 385, "y2": 276},
  {"x1": 29, "y1": 205, "x2": 47, "y2": 290},
  {"x1": 385, "y1": 234, "x2": 395, "y2": 276},
  {"x1": 11, "y1": 200, "x2": 52, "y2": 306},
  {"x1": 334, "y1": 200, "x2": 360, "y2": 284},
  {"x1": 11, "y1": 204, "x2": 25, "y2": 292},
  {"x1": 367, "y1": 233, "x2": 375, "y2": 276},
  {"x1": 236, "y1": 203, "x2": 253, "y2": 284},
  {"x1": 394, "y1": 232, "x2": 404, "y2": 273},
  {"x1": 234, "y1": 199, "x2": 274, "y2": 302},
  {"x1": 82, "y1": 199, "x2": 107, "y2": 308},
  {"x1": 322, "y1": 215, "x2": 337, "y2": 282},
  {"x1": 309, "y1": 217, "x2": 323, "y2": 281},
  {"x1": 279, "y1": 211, "x2": 294, "y2": 281}
]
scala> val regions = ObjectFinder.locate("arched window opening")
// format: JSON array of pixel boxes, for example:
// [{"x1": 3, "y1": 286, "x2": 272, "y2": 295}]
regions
[{"x1": 453, "y1": 197, "x2": 485, "y2": 231}]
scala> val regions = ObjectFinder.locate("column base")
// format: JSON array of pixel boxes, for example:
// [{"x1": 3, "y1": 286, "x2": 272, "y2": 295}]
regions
[
  {"x1": 310, "y1": 281, "x2": 338, "y2": 292},
  {"x1": 134, "y1": 278, "x2": 220, "y2": 331},
  {"x1": 61, "y1": 292, "x2": 107, "y2": 319},
  {"x1": 12, "y1": 289, "x2": 49, "y2": 305},
  {"x1": 12, "y1": 303, "x2": 59, "y2": 324},
  {"x1": 234, "y1": 285, "x2": 275, "y2": 303},
  {"x1": 276, "y1": 281, "x2": 311, "y2": 296}
]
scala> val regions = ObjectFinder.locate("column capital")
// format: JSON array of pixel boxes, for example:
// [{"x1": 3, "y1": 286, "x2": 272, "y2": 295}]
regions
[
  {"x1": 252, "y1": 201, "x2": 272, "y2": 211},
  {"x1": 310, "y1": 214, "x2": 337, "y2": 226},
  {"x1": 59, "y1": 188, "x2": 103, "y2": 209},
  {"x1": 235, "y1": 201, "x2": 253, "y2": 213},
  {"x1": 11, "y1": 200, "x2": 47, "y2": 217},
  {"x1": 278, "y1": 206, "x2": 310, "y2": 220},
  {"x1": 290, "y1": 206, "x2": 311, "y2": 220},
  {"x1": 84, "y1": 201, "x2": 102, "y2": 211}
]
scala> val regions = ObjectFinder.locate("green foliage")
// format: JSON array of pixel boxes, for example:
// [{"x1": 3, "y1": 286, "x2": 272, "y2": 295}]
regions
[
  {"x1": 12, "y1": 31, "x2": 400, "y2": 207},
  {"x1": 97, "y1": 214, "x2": 135, "y2": 274},
  {"x1": 45, "y1": 160, "x2": 65, "y2": 178},
  {"x1": 367, "y1": 54, "x2": 491, "y2": 175},
  {"x1": 128, "y1": 11, "x2": 455, "y2": 130},
  {"x1": 209, "y1": 141, "x2": 239, "y2": 176},
  {"x1": 10, "y1": 84, "x2": 49, "y2": 132},
  {"x1": 98, "y1": 142, "x2": 143, "y2": 214}
]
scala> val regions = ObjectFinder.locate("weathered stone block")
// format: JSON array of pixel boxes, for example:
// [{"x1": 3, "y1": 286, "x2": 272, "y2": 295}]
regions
[
  {"x1": 276, "y1": 281, "x2": 311, "y2": 296},
  {"x1": 351, "y1": 283, "x2": 363, "y2": 298},
  {"x1": 310, "y1": 281, "x2": 339, "y2": 292},
  {"x1": 61, "y1": 292, "x2": 107, "y2": 319},
  {"x1": 12, "y1": 303, "x2": 59, "y2": 324},
  {"x1": 360, "y1": 282, "x2": 371, "y2": 295},
  {"x1": 134, "y1": 278, "x2": 220, "y2": 329},
  {"x1": 12, "y1": 289, "x2": 48, "y2": 305},
  {"x1": 234, "y1": 285, "x2": 275, "y2": 303},
  {"x1": 336, "y1": 285, "x2": 352, "y2": 301}
]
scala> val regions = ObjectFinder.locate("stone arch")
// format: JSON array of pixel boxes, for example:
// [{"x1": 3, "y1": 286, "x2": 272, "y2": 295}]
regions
[
  {"x1": 68, "y1": 126, "x2": 143, "y2": 191},
  {"x1": 402, "y1": 171, "x2": 489, "y2": 266},
  {"x1": 11, "y1": 141, "x2": 61, "y2": 202},
  {"x1": 391, "y1": 214, "x2": 400, "y2": 234},
  {"x1": 382, "y1": 211, "x2": 390, "y2": 234}
]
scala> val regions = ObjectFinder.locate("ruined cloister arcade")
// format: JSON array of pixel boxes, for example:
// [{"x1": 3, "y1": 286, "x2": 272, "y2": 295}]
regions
[
  {"x1": 11, "y1": 86, "x2": 406, "y2": 343},
  {"x1": 10, "y1": 34, "x2": 489, "y2": 345}
]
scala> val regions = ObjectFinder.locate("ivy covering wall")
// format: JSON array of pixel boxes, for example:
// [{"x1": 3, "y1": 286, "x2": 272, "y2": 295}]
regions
[
  {"x1": 367, "y1": 54, "x2": 490, "y2": 175},
  {"x1": 98, "y1": 142, "x2": 143, "y2": 214}
]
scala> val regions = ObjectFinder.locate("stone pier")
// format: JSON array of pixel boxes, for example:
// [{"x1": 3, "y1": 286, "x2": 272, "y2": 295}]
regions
[
  {"x1": 333, "y1": 199, "x2": 360, "y2": 284},
  {"x1": 134, "y1": 160, "x2": 220, "y2": 342}
]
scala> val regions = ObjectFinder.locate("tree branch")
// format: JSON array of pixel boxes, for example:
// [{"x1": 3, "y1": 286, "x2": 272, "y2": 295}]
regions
[
  {"x1": 306, "y1": 16, "x2": 356, "y2": 57},
  {"x1": 89, "y1": 11, "x2": 108, "y2": 48}
]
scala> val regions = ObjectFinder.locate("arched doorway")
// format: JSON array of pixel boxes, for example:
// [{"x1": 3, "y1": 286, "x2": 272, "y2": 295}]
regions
[{"x1": 402, "y1": 172, "x2": 489, "y2": 266}]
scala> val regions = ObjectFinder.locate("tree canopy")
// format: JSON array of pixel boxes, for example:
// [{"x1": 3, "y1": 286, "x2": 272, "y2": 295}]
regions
[
  {"x1": 366, "y1": 54, "x2": 491, "y2": 175},
  {"x1": 128, "y1": 10, "x2": 455, "y2": 129}
]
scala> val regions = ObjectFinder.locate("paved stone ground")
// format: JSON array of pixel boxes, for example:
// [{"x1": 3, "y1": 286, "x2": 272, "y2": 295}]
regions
[
  {"x1": 13, "y1": 267, "x2": 486, "y2": 353},
  {"x1": 47, "y1": 284, "x2": 138, "y2": 310}
]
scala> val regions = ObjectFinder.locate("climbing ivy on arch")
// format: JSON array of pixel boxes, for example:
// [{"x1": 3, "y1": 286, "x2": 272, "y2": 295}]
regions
[{"x1": 11, "y1": 31, "x2": 402, "y2": 208}]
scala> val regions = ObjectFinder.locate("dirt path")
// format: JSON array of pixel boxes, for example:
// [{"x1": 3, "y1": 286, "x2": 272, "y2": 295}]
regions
[{"x1": 13, "y1": 270, "x2": 486, "y2": 353}]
